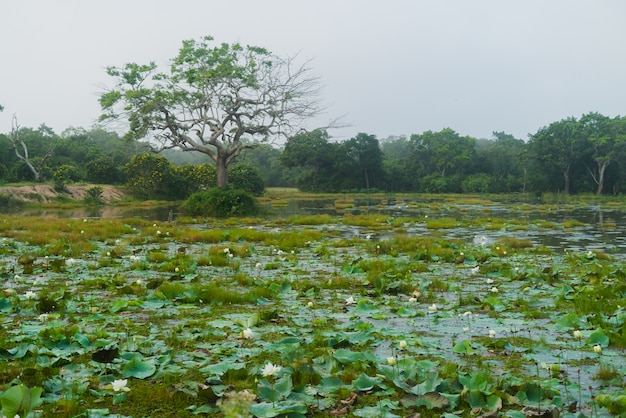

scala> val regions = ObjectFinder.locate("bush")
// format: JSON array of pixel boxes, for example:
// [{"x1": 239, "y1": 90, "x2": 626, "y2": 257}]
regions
[
  {"x1": 84, "y1": 186, "x2": 104, "y2": 204},
  {"x1": 229, "y1": 164, "x2": 265, "y2": 196},
  {"x1": 184, "y1": 187, "x2": 259, "y2": 217},
  {"x1": 53, "y1": 164, "x2": 81, "y2": 191}
]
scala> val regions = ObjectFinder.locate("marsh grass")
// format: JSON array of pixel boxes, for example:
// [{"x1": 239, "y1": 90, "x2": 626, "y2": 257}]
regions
[
  {"x1": 425, "y1": 217, "x2": 459, "y2": 229},
  {"x1": 2, "y1": 195, "x2": 626, "y2": 417}
]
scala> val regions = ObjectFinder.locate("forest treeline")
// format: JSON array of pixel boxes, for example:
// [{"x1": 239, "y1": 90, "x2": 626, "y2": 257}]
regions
[{"x1": 0, "y1": 111, "x2": 624, "y2": 199}]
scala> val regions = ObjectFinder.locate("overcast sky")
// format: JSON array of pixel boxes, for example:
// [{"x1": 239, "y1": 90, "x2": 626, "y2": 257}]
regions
[{"x1": 2, "y1": 1, "x2": 625, "y2": 141}]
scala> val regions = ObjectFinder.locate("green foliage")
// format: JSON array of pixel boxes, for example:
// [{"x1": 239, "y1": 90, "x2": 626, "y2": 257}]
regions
[
  {"x1": 124, "y1": 153, "x2": 190, "y2": 200},
  {"x1": 229, "y1": 163, "x2": 265, "y2": 196},
  {"x1": 84, "y1": 186, "x2": 104, "y2": 203},
  {"x1": 184, "y1": 187, "x2": 259, "y2": 217},
  {"x1": 0, "y1": 384, "x2": 44, "y2": 417},
  {"x1": 53, "y1": 164, "x2": 80, "y2": 190}
]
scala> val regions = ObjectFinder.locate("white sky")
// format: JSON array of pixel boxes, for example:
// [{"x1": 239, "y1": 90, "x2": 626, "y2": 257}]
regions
[{"x1": 1, "y1": 0, "x2": 625, "y2": 141}]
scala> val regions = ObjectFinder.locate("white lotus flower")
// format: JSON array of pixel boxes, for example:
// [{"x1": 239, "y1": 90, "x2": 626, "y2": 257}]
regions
[
  {"x1": 111, "y1": 379, "x2": 130, "y2": 392},
  {"x1": 24, "y1": 291, "x2": 37, "y2": 300},
  {"x1": 261, "y1": 362, "x2": 281, "y2": 377},
  {"x1": 573, "y1": 330, "x2": 582, "y2": 339},
  {"x1": 387, "y1": 356, "x2": 396, "y2": 366},
  {"x1": 593, "y1": 344, "x2": 602, "y2": 353},
  {"x1": 345, "y1": 296, "x2": 356, "y2": 305},
  {"x1": 490, "y1": 287, "x2": 499, "y2": 293},
  {"x1": 242, "y1": 328, "x2": 254, "y2": 339},
  {"x1": 427, "y1": 303, "x2": 437, "y2": 312},
  {"x1": 488, "y1": 329, "x2": 496, "y2": 338},
  {"x1": 399, "y1": 340, "x2": 407, "y2": 350},
  {"x1": 38, "y1": 313, "x2": 49, "y2": 322}
]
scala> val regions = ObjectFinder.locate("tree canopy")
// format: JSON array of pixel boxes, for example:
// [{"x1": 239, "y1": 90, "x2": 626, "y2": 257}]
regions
[{"x1": 100, "y1": 35, "x2": 322, "y2": 188}]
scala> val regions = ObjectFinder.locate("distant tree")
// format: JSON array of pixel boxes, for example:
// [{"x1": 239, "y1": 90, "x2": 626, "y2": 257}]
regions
[
  {"x1": 342, "y1": 133, "x2": 384, "y2": 190},
  {"x1": 100, "y1": 35, "x2": 323, "y2": 189},
  {"x1": 579, "y1": 112, "x2": 626, "y2": 195},
  {"x1": 124, "y1": 153, "x2": 179, "y2": 199},
  {"x1": 281, "y1": 129, "x2": 341, "y2": 192},
  {"x1": 528, "y1": 117, "x2": 584, "y2": 194},
  {"x1": 408, "y1": 128, "x2": 475, "y2": 192},
  {"x1": 236, "y1": 143, "x2": 297, "y2": 187},
  {"x1": 9, "y1": 116, "x2": 55, "y2": 182},
  {"x1": 380, "y1": 135, "x2": 412, "y2": 191},
  {"x1": 475, "y1": 132, "x2": 527, "y2": 192},
  {"x1": 409, "y1": 128, "x2": 475, "y2": 177}
]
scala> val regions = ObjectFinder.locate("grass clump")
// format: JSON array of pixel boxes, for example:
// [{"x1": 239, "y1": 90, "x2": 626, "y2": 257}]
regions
[{"x1": 184, "y1": 187, "x2": 259, "y2": 218}]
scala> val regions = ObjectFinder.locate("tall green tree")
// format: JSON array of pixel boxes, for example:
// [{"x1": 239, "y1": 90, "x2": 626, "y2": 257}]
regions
[
  {"x1": 579, "y1": 112, "x2": 626, "y2": 195},
  {"x1": 100, "y1": 35, "x2": 322, "y2": 188},
  {"x1": 475, "y1": 132, "x2": 527, "y2": 192},
  {"x1": 528, "y1": 117, "x2": 584, "y2": 194},
  {"x1": 409, "y1": 128, "x2": 475, "y2": 177},
  {"x1": 281, "y1": 129, "x2": 341, "y2": 192},
  {"x1": 342, "y1": 133, "x2": 384, "y2": 190},
  {"x1": 408, "y1": 128, "x2": 475, "y2": 192}
]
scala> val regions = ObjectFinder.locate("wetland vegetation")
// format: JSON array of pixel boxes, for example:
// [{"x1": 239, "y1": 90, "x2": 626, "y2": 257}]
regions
[{"x1": 1, "y1": 192, "x2": 626, "y2": 417}]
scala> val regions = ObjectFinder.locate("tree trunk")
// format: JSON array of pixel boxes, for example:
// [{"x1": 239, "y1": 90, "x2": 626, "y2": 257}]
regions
[
  {"x1": 363, "y1": 168, "x2": 370, "y2": 189},
  {"x1": 563, "y1": 170, "x2": 570, "y2": 195},
  {"x1": 596, "y1": 161, "x2": 608, "y2": 195},
  {"x1": 216, "y1": 154, "x2": 229, "y2": 188}
]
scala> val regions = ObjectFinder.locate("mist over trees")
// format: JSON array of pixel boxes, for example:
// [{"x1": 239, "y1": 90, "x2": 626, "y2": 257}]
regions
[{"x1": 1, "y1": 111, "x2": 625, "y2": 198}]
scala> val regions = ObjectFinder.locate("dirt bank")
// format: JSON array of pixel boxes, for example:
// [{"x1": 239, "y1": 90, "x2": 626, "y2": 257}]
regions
[{"x1": 0, "y1": 184, "x2": 129, "y2": 203}]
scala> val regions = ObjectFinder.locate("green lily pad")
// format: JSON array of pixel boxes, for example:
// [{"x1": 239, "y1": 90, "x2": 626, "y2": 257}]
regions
[
  {"x1": 352, "y1": 373, "x2": 383, "y2": 391},
  {"x1": 122, "y1": 357, "x2": 156, "y2": 379}
]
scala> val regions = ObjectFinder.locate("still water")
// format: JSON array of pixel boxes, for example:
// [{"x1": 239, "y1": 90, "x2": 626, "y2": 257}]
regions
[{"x1": 5, "y1": 196, "x2": 626, "y2": 255}]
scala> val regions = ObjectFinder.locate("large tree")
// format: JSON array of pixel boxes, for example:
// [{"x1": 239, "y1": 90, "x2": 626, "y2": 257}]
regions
[
  {"x1": 9, "y1": 116, "x2": 55, "y2": 182},
  {"x1": 528, "y1": 117, "x2": 584, "y2": 194},
  {"x1": 342, "y1": 133, "x2": 384, "y2": 190},
  {"x1": 579, "y1": 112, "x2": 626, "y2": 195},
  {"x1": 100, "y1": 35, "x2": 322, "y2": 188}
]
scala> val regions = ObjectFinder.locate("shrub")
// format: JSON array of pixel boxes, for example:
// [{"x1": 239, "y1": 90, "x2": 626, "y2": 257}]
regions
[
  {"x1": 229, "y1": 163, "x2": 265, "y2": 196},
  {"x1": 84, "y1": 186, "x2": 104, "y2": 204},
  {"x1": 53, "y1": 164, "x2": 81, "y2": 191},
  {"x1": 184, "y1": 187, "x2": 259, "y2": 217}
]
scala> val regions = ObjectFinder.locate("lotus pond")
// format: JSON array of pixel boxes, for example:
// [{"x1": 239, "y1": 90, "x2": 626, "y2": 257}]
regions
[{"x1": 1, "y1": 196, "x2": 626, "y2": 417}]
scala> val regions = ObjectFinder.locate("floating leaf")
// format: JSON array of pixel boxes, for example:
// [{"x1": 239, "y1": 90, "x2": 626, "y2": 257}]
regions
[
  {"x1": 334, "y1": 349, "x2": 365, "y2": 363},
  {"x1": 273, "y1": 375, "x2": 293, "y2": 398},
  {"x1": 354, "y1": 299, "x2": 377, "y2": 313},
  {"x1": 397, "y1": 306, "x2": 418, "y2": 317},
  {"x1": 0, "y1": 297, "x2": 12, "y2": 313},
  {"x1": 0, "y1": 384, "x2": 43, "y2": 417},
  {"x1": 587, "y1": 328, "x2": 609, "y2": 347},
  {"x1": 122, "y1": 357, "x2": 156, "y2": 379},
  {"x1": 453, "y1": 340, "x2": 474, "y2": 355},
  {"x1": 316, "y1": 376, "x2": 344, "y2": 394},
  {"x1": 109, "y1": 299, "x2": 129, "y2": 313},
  {"x1": 352, "y1": 373, "x2": 383, "y2": 391}
]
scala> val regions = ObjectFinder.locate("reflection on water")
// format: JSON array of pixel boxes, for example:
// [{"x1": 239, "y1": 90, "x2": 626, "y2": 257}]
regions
[
  {"x1": 263, "y1": 197, "x2": 626, "y2": 255},
  {"x1": 4, "y1": 196, "x2": 626, "y2": 255},
  {"x1": 7, "y1": 205, "x2": 181, "y2": 221}
]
